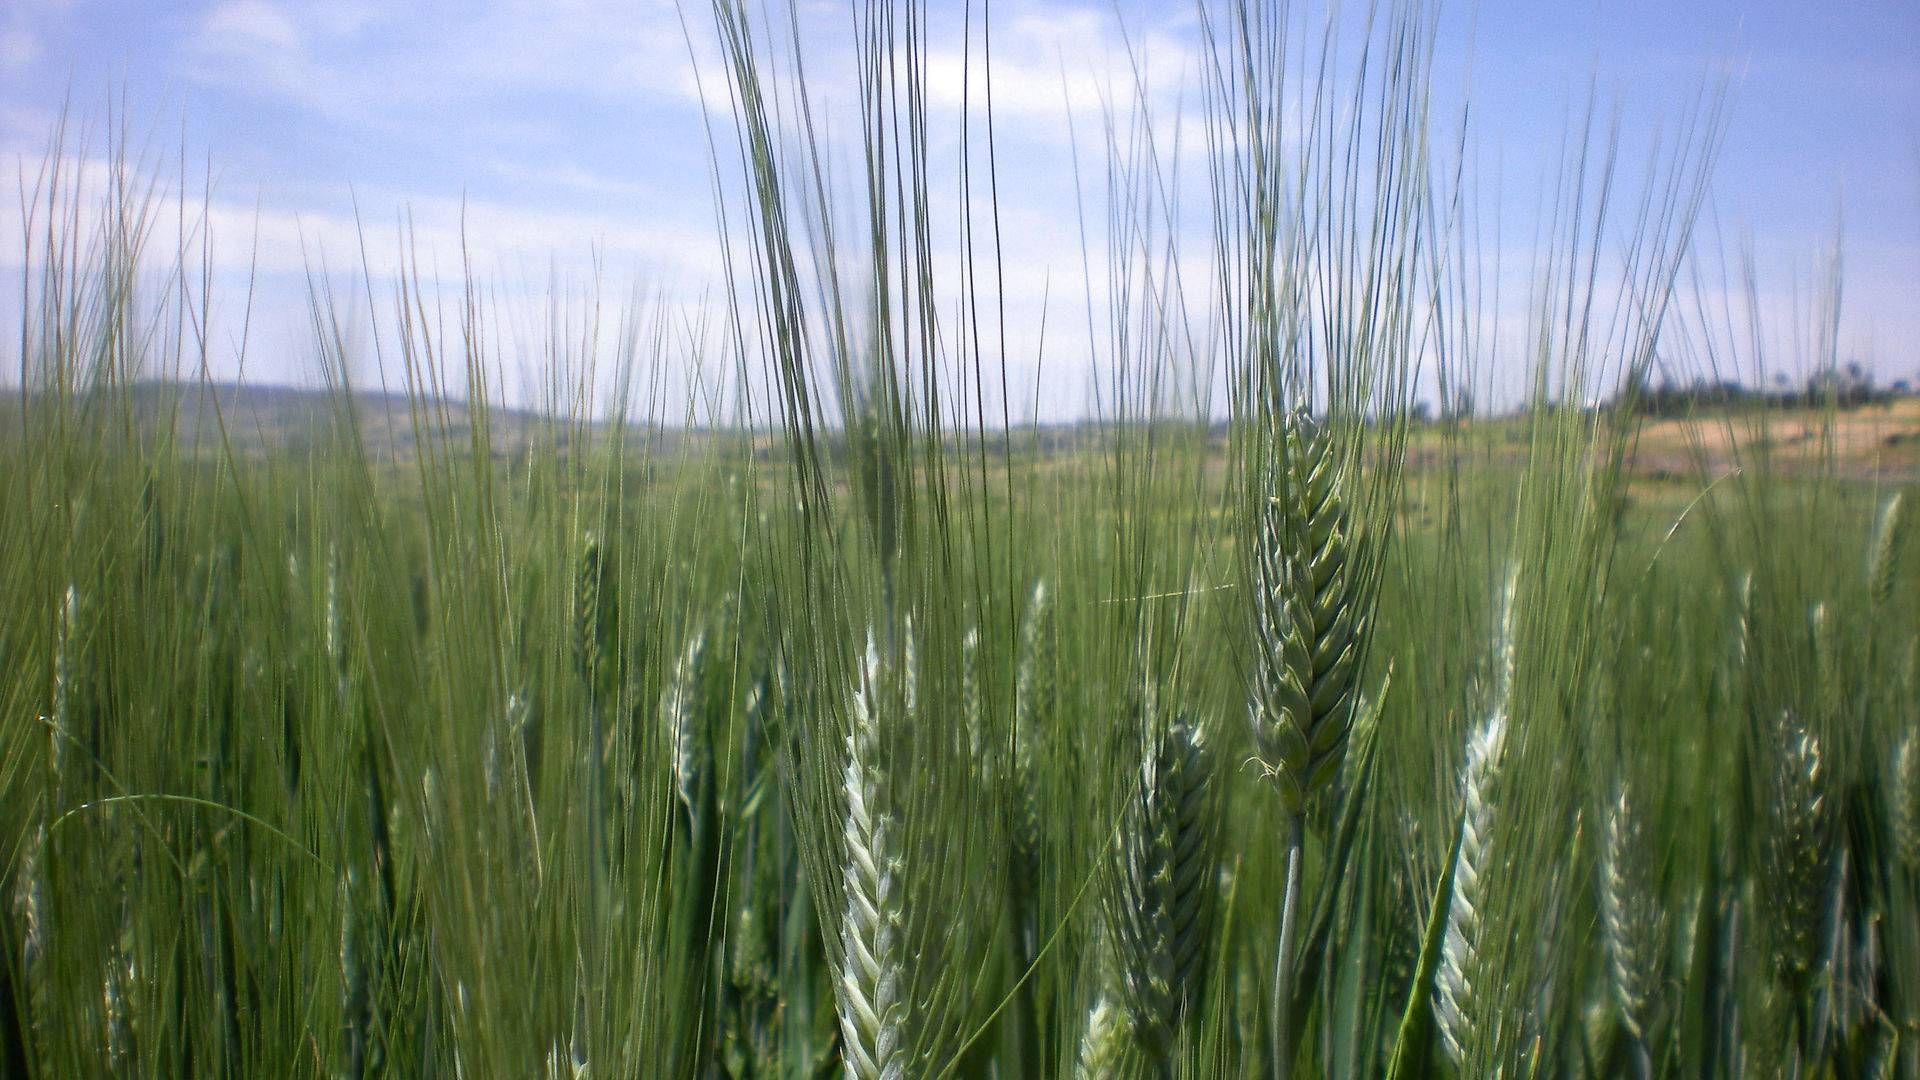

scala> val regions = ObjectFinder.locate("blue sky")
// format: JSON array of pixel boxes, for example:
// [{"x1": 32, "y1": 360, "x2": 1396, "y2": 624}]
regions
[{"x1": 2, "y1": 0, "x2": 1915, "y2": 419}]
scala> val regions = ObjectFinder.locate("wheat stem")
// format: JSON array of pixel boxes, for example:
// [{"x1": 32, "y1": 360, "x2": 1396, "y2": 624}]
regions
[{"x1": 1271, "y1": 813, "x2": 1304, "y2": 1080}]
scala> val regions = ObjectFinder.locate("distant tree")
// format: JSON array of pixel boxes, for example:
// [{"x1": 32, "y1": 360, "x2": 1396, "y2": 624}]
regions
[
  {"x1": 1442, "y1": 378, "x2": 1474, "y2": 422},
  {"x1": 1802, "y1": 361, "x2": 1888, "y2": 409}
]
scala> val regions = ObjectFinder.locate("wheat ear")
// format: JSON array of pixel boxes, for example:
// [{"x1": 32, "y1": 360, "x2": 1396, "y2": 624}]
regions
[
  {"x1": 1601, "y1": 779, "x2": 1665, "y2": 1067},
  {"x1": 1074, "y1": 995, "x2": 1130, "y2": 1079},
  {"x1": 837, "y1": 633, "x2": 906, "y2": 1080},
  {"x1": 1010, "y1": 581, "x2": 1053, "y2": 941},
  {"x1": 1758, "y1": 711, "x2": 1829, "y2": 992},
  {"x1": 1731, "y1": 572, "x2": 1753, "y2": 670},
  {"x1": 960, "y1": 625, "x2": 982, "y2": 765},
  {"x1": 1867, "y1": 492, "x2": 1905, "y2": 607},
  {"x1": 325, "y1": 549, "x2": 344, "y2": 682},
  {"x1": 1108, "y1": 707, "x2": 1217, "y2": 1065},
  {"x1": 1435, "y1": 572, "x2": 1518, "y2": 1068},
  {"x1": 900, "y1": 613, "x2": 918, "y2": 721},
  {"x1": 1248, "y1": 412, "x2": 1368, "y2": 809},
  {"x1": 340, "y1": 868, "x2": 370, "y2": 1079},
  {"x1": 1436, "y1": 708, "x2": 1508, "y2": 1069},
  {"x1": 660, "y1": 622, "x2": 711, "y2": 830},
  {"x1": 50, "y1": 583, "x2": 77, "y2": 780},
  {"x1": 1248, "y1": 414, "x2": 1371, "y2": 1079},
  {"x1": 11, "y1": 823, "x2": 49, "y2": 1063},
  {"x1": 103, "y1": 891, "x2": 135, "y2": 1071},
  {"x1": 1891, "y1": 730, "x2": 1919, "y2": 872},
  {"x1": 574, "y1": 531, "x2": 602, "y2": 684}
]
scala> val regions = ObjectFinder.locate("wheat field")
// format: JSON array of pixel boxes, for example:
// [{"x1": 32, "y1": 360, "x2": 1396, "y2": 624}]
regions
[{"x1": 3, "y1": 1, "x2": 1916, "y2": 1077}]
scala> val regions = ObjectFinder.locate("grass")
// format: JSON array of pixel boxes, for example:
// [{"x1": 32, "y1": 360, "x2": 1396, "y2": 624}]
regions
[{"x1": 4, "y1": 0, "x2": 1918, "y2": 1076}]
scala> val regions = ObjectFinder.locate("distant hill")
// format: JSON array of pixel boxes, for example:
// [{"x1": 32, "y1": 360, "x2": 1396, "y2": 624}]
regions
[
  {"x1": 0, "y1": 380, "x2": 1120, "y2": 464},
  {"x1": 0, "y1": 380, "x2": 731, "y2": 460},
  {"x1": 8, "y1": 380, "x2": 1917, "y2": 481}
]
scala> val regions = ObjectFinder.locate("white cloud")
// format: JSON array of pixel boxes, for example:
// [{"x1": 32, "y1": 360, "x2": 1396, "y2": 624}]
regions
[
  {"x1": 0, "y1": 148, "x2": 722, "y2": 286},
  {"x1": 1, "y1": 0, "x2": 76, "y2": 71},
  {"x1": 872, "y1": 2, "x2": 1211, "y2": 151},
  {"x1": 200, "y1": 0, "x2": 301, "y2": 52},
  {"x1": 482, "y1": 158, "x2": 660, "y2": 201},
  {"x1": 446, "y1": 0, "x2": 708, "y2": 104},
  {"x1": 0, "y1": 103, "x2": 59, "y2": 144},
  {"x1": 183, "y1": 1, "x2": 349, "y2": 122},
  {"x1": 0, "y1": 27, "x2": 38, "y2": 66},
  {"x1": 179, "y1": 0, "x2": 713, "y2": 129}
]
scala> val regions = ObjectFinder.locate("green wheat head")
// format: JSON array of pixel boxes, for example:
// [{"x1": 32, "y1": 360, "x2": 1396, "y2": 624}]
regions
[
  {"x1": 1600, "y1": 779, "x2": 1665, "y2": 1044},
  {"x1": 1248, "y1": 412, "x2": 1368, "y2": 811},
  {"x1": 837, "y1": 632, "x2": 907, "y2": 1080},
  {"x1": 1106, "y1": 701, "x2": 1218, "y2": 1063}
]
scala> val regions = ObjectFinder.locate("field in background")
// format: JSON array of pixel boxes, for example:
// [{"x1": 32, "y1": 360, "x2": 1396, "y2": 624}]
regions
[
  {"x1": 5, "y1": 369, "x2": 1915, "y2": 1077},
  {"x1": 16, "y1": 379, "x2": 1920, "y2": 477}
]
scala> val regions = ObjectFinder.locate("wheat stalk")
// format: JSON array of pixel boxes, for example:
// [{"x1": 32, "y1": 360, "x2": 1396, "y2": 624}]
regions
[
  {"x1": 545, "y1": 1039, "x2": 589, "y2": 1079},
  {"x1": 1107, "y1": 704, "x2": 1217, "y2": 1066},
  {"x1": 837, "y1": 632, "x2": 906, "y2": 1080}
]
